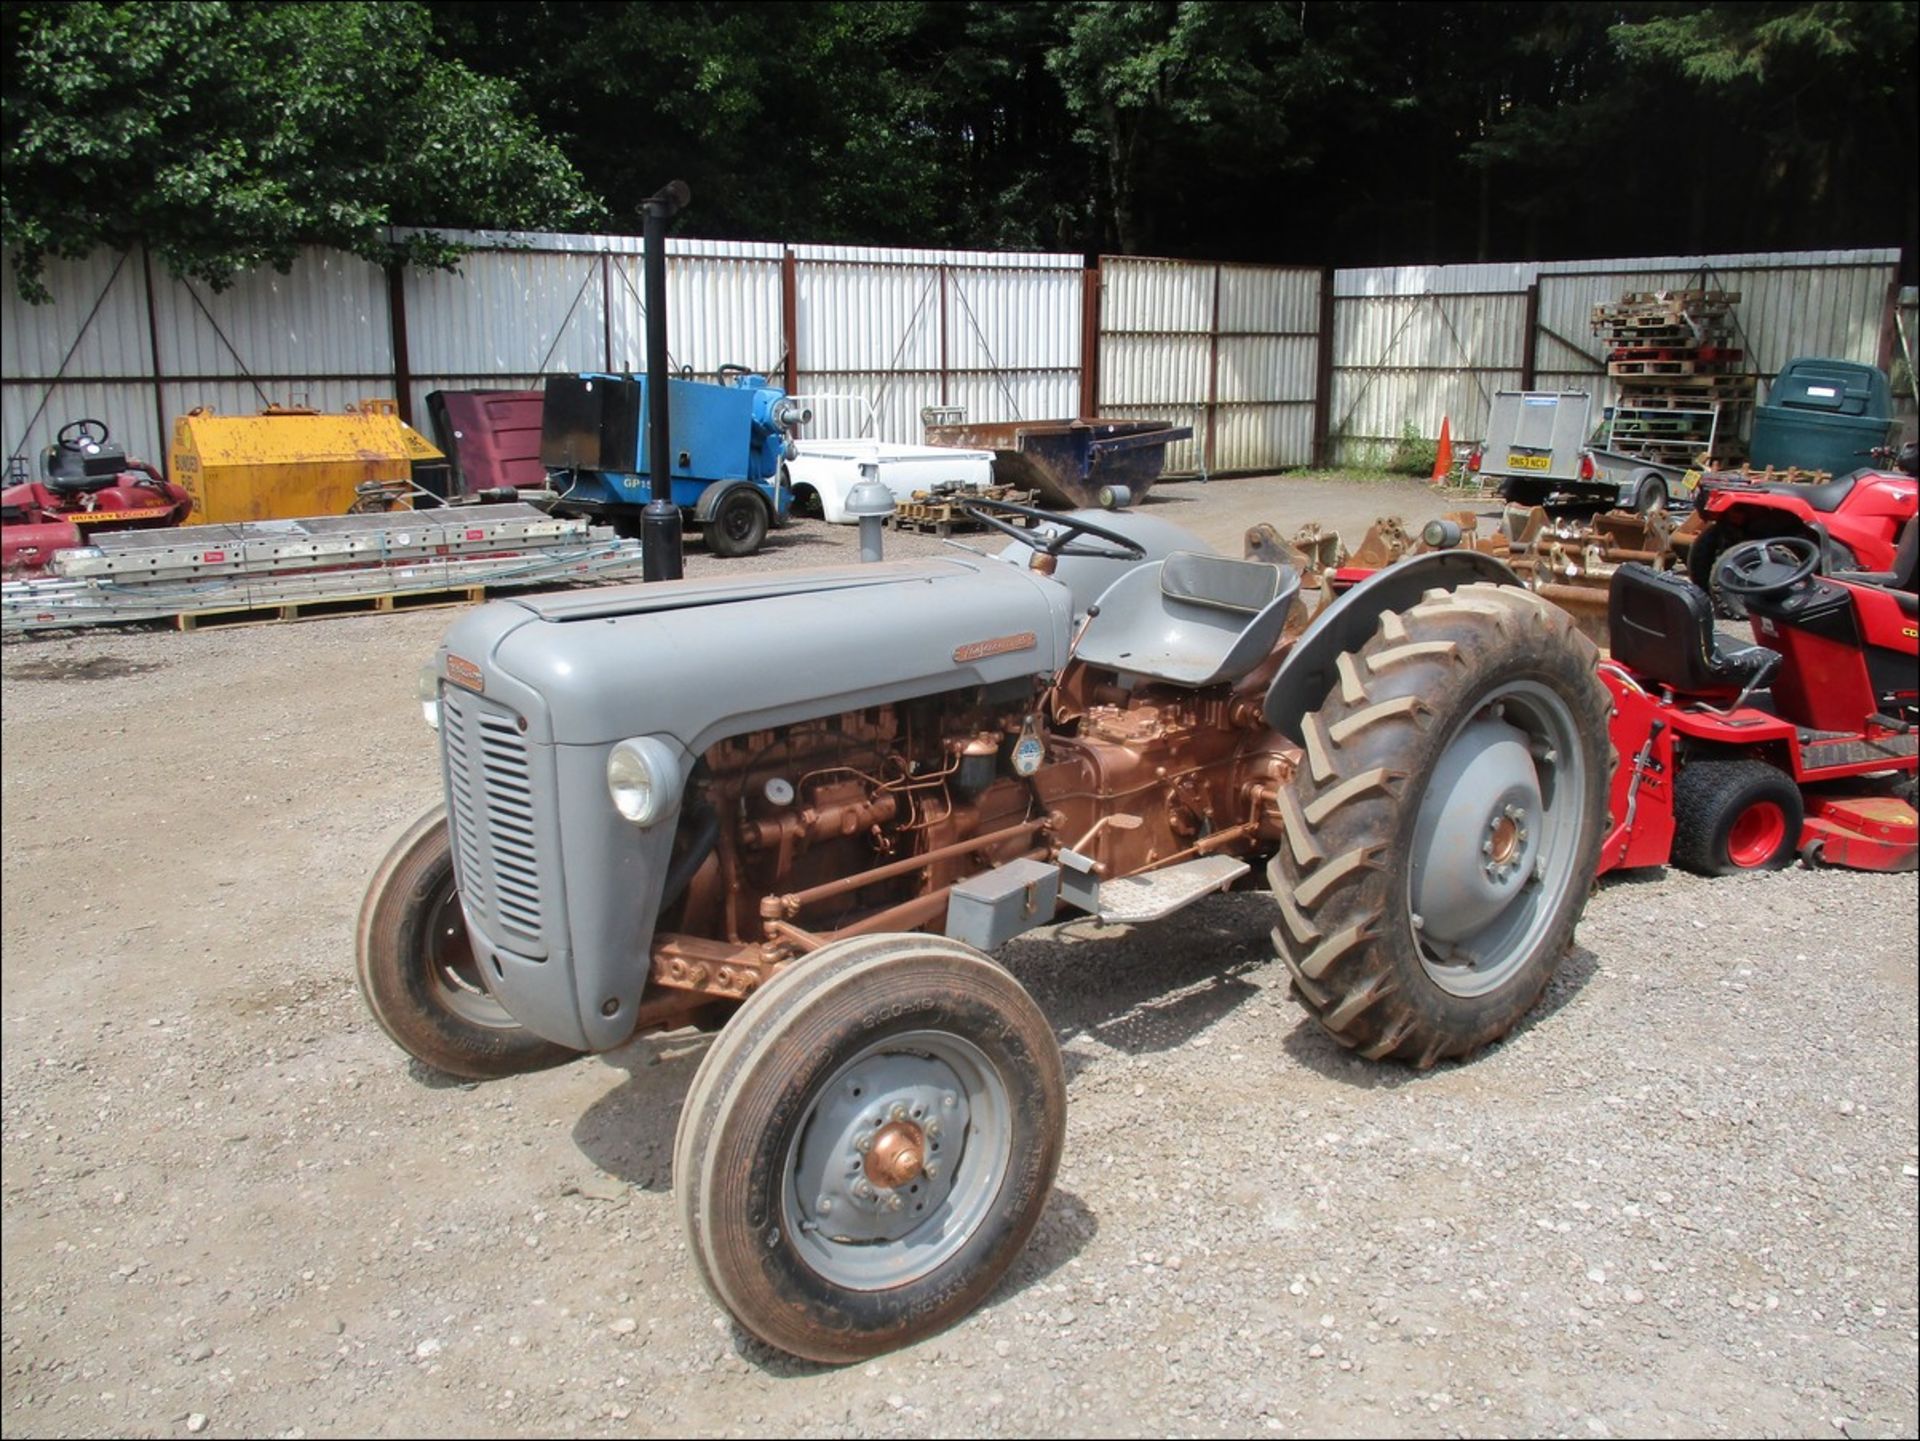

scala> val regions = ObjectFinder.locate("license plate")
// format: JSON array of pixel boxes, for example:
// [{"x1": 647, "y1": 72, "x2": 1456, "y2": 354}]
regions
[{"x1": 1506, "y1": 453, "x2": 1552, "y2": 472}]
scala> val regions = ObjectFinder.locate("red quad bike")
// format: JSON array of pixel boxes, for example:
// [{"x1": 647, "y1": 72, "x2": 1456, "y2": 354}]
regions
[
  {"x1": 1687, "y1": 441, "x2": 1918, "y2": 615},
  {"x1": 1, "y1": 419, "x2": 193, "y2": 578},
  {"x1": 1600, "y1": 528, "x2": 1919, "y2": 876}
]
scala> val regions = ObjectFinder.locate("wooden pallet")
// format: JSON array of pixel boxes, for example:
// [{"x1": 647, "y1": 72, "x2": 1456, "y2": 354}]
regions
[
  {"x1": 1594, "y1": 290, "x2": 1739, "y2": 319},
  {"x1": 1608, "y1": 359, "x2": 1746, "y2": 378},
  {"x1": 1611, "y1": 416, "x2": 1716, "y2": 438},
  {"x1": 1615, "y1": 374, "x2": 1757, "y2": 396},
  {"x1": 1613, "y1": 394, "x2": 1753, "y2": 414},
  {"x1": 1614, "y1": 288, "x2": 1740, "y2": 305},
  {"x1": 886, "y1": 487, "x2": 1037, "y2": 536},
  {"x1": 174, "y1": 584, "x2": 486, "y2": 631},
  {"x1": 1608, "y1": 345, "x2": 1743, "y2": 363}
]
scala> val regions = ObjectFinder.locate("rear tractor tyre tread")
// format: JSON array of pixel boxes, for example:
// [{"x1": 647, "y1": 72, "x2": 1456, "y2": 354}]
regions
[
  {"x1": 1670, "y1": 758, "x2": 1803, "y2": 876},
  {"x1": 1267, "y1": 583, "x2": 1613, "y2": 1067}
]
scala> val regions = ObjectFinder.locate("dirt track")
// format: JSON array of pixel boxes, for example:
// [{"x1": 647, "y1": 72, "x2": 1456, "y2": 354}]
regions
[{"x1": 3, "y1": 474, "x2": 1916, "y2": 1438}]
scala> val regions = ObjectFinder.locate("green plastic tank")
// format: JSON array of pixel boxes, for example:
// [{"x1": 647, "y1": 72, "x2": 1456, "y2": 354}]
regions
[{"x1": 1748, "y1": 358, "x2": 1894, "y2": 475}]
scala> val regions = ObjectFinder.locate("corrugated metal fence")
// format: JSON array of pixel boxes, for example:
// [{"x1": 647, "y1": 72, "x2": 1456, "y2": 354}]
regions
[
  {"x1": 1, "y1": 232, "x2": 1901, "y2": 480},
  {"x1": 1331, "y1": 250, "x2": 1902, "y2": 464}
]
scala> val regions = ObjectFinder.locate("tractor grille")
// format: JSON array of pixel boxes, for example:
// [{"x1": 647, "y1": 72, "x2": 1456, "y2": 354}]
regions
[{"x1": 440, "y1": 686, "x2": 547, "y2": 952}]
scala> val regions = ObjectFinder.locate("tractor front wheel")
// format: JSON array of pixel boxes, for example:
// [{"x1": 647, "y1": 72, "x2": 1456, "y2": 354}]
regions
[
  {"x1": 356, "y1": 805, "x2": 581, "y2": 1080},
  {"x1": 1670, "y1": 758, "x2": 1803, "y2": 875},
  {"x1": 1268, "y1": 583, "x2": 1612, "y2": 1066},
  {"x1": 673, "y1": 935, "x2": 1065, "y2": 1363}
]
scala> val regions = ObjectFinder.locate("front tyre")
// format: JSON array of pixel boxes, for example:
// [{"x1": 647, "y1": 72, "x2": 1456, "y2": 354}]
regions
[
  {"x1": 356, "y1": 805, "x2": 581, "y2": 1080},
  {"x1": 1269, "y1": 584, "x2": 1611, "y2": 1067},
  {"x1": 673, "y1": 935, "x2": 1065, "y2": 1363},
  {"x1": 1670, "y1": 758, "x2": 1802, "y2": 875}
]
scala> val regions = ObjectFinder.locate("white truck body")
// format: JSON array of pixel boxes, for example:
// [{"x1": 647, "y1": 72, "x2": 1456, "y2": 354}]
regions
[{"x1": 784, "y1": 395, "x2": 996, "y2": 523}]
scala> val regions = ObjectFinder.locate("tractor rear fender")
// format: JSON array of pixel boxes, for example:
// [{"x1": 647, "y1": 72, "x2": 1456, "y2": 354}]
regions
[{"x1": 1263, "y1": 550, "x2": 1524, "y2": 744}]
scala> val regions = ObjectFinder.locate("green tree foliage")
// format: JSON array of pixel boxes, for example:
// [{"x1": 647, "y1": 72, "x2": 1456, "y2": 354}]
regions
[
  {"x1": 5, "y1": 1, "x2": 1912, "y2": 285},
  {"x1": 1, "y1": 0, "x2": 601, "y2": 300},
  {"x1": 423, "y1": 0, "x2": 1086, "y2": 250},
  {"x1": 1046, "y1": 1, "x2": 1315, "y2": 254}
]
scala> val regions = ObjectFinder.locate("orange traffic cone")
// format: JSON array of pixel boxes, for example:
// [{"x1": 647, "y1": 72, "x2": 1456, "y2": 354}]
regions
[{"x1": 1430, "y1": 416, "x2": 1454, "y2": 485}]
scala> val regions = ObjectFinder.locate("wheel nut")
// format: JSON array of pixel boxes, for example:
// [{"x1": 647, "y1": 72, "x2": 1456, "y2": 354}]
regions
[{"x1": 817, "y1": 1196, "x2": 833, "y2": 1214}]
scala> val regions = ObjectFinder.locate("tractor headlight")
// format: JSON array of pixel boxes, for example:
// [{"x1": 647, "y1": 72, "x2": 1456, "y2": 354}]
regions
[
  {"x1": 418, "y1": 664, "x2": 441, "y2": 730},
  {"x1": 606, "y1": 736, "x2": 682, "y2": 826}
]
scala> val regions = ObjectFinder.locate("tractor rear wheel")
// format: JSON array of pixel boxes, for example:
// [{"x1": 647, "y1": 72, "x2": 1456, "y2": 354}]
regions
[
  {"x1": 1670, "y1": 758, "x2": 1803, "y2": 875},
  {"x1": 356, "y1": 805, "x2": 581, "y2": 1080},
  {"x1": 674, "y1": 934, "x2": 1064, "y2": 1363},
  {"x1": 1268, "y1": 583, "x2": 1611, "y2": 1066}
]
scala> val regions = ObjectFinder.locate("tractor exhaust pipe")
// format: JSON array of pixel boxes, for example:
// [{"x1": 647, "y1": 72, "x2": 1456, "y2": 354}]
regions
[{"x1": 642, "y1": 180, "x2": 690, "y2": 579}]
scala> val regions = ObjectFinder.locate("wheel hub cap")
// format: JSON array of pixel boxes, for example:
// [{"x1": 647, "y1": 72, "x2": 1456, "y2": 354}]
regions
[
  {"x1": 1412, "y1": 715, "x2": 1543, "y2": 946},
  {"x1": 784, "y1": 1031, "x2": 1012, "y2": 1292},
  {"x1": 864, "y1": 1120, "x2": 927, "y2": 1189},
  {"x1": 1404, "y1": 680, "x2": 1588, "y2": 1002},
  {"x1": 795, "y1": 1057, "x2": 969, "y2": 1241},
  {"x1": 1483, "y1": 804, "x2": 1531, "y2": 880}
]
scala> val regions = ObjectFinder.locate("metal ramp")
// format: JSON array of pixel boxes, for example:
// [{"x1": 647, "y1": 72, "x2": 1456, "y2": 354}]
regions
[{"x1": 3, "y1": 505, "x2": 648, "y2": 633}]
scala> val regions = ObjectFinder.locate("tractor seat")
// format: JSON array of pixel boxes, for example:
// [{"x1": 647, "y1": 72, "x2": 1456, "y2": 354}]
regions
[
  {"x1": 1075, "y1": 551, "x2": 1301, "y2": 688},
  {"x1": 1703, "y1": 472, "x2": 1857, "y2": 512},
  {"x1": 1607, "y1": 563, "x2": 1781, "y2": 696}
]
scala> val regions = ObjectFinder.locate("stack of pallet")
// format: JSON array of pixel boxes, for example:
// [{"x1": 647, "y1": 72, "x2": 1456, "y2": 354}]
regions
[
  {"x1": 1592, "y1": 289, "x2": 1756, "y2": 469},
  {"x1": 886, "y1": 484, "x2": 1037, "y2": 537}
]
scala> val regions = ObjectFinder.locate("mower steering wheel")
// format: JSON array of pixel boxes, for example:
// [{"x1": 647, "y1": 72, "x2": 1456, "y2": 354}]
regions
[
  {"x1": 959, "y1": 497, "x2": 1147, "y2": 562},
  {"x1": 1714, "y1": 535, "x2": 1821, "y2": 598},
  {"x1": 57, "y1": 418, "x2": 109, "y2": 450}
]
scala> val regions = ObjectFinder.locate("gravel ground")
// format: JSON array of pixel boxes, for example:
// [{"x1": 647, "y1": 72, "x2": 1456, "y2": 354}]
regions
[{"x1": 3, "y1": 474, "x2": 1916, "y2": 1439}]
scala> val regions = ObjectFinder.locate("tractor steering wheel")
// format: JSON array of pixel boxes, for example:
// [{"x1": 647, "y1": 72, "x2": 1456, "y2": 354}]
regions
[
  {"x1": 57, "y1": 418, "x2": 110, "y2": 450},
  {"x1": 1714, "y1": 535, "x2": 1822, "y2": 598},
  {"x1": 959, "y1": 497, "x2": 1146, "y2": 563}
]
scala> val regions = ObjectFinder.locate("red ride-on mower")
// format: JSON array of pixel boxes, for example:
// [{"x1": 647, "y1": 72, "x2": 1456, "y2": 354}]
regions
[
  {"x1": 1, "y1": 419, "x2": 193, "y2": 577},
  {"x1": 1599, "y1": 528, "x2": 1919, "y2": 876}
]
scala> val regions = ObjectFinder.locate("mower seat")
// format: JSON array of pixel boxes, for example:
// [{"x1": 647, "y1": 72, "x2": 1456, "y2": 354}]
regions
[
  {"x1": 1607, "y1": 563, "x2": 1781, "y2": 696},
  {"x1": 41, "y1": 471, "x2": 121, "y2": 496},
  {"x1": 1075, "y1": 551, "x2": 1300, "y2": 688}
]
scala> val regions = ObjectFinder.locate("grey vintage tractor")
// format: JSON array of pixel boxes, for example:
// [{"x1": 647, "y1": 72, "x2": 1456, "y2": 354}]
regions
[{"x1": 357, "y1": 499, "x2": 1611, "y2": 1362}]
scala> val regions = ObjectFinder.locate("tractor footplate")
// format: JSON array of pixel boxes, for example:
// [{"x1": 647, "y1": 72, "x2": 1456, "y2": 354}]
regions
[{"x1": 1096, "y1": 856, "x2": 1248, "y2": 925}]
